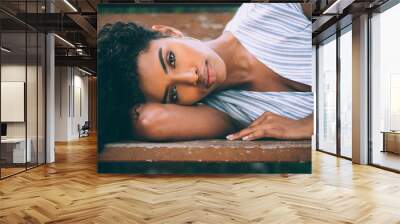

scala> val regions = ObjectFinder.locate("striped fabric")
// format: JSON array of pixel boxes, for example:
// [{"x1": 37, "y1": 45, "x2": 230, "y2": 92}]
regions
[
  {"x1": 201, "y1": 3, "x2": 313, "y2": 127},
  {"x1": 203, "y1": 91, "x2": 314, "y2": 128},
  {"x1": 224, "y1": 3, "x2": 312, "y2": 86}
]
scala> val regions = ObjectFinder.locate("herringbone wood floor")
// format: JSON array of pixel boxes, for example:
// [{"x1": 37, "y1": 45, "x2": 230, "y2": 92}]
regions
[{"x1": 1, "y1": 135, "x2": 400, "y2": 224}]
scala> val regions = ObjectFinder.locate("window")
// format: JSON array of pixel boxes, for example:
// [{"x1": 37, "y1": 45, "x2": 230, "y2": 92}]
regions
[
  {"x1": 339, "y1": 27, "x2": 352, "y2": 158},
  {"x1": 317, "y1": 35, "x2": 337, "y2": 154},
  {"x1": 370, "y1": 2, "x2": 400, "y2": 171}
]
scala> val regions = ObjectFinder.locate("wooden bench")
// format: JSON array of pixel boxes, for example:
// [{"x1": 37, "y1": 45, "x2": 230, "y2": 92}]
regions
[{"x1": 98, "y1": 140, "x2": 311, "y2": 174}]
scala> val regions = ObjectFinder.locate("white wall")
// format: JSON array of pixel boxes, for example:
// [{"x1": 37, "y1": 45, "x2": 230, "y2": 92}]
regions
[
  {"x1": 1, "y1": 65, "x2": 26, "y2": 139},
  {"x1": 312, "y1": 45, "x2": 316, "y2": 150},
  {"x1": 72, "y1": 73, "x2": 89, "y2": 138},
  {"x1": 55, "y1": 66, "x2": 89, "y2": 141},
  {"x1": 55, "y1": 66, "x2": 69, "y2": 141}
]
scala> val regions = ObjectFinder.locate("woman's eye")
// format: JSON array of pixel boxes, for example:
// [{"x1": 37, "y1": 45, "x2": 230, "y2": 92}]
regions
[
  {"x1": 167, "y1": 51, "x2": 176, "y2": 68},
  {"x1": 171, "y1": 86, "x2": 178, "y2": 102}
]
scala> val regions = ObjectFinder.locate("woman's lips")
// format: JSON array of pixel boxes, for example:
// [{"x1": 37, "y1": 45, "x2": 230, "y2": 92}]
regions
[{"x1": 206, "y1": 62, "x2": 216, "y2": 88}]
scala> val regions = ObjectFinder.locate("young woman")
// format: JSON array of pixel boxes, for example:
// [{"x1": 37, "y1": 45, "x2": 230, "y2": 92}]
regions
[{"x1": 98, "y1": 3, "x2": 313, "y2": 145}]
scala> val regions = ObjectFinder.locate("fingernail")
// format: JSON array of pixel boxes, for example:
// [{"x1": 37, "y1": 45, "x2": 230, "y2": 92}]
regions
[
  {"x1": 242, "y1": 136, "x2": 249, "y2": 141},
  {"x1": 226, "y1": 135, "x2": 233, "y2": 140}
]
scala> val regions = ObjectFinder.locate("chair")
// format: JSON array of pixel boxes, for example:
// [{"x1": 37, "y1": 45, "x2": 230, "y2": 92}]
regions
[{"x1": 78, "y1": 121, "x2": 90, "y2": 138}]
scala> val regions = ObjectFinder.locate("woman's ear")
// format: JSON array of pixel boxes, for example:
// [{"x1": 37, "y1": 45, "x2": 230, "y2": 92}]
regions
[{"x1": 151, "y1": 25, "x2": 184, "y2": 38}]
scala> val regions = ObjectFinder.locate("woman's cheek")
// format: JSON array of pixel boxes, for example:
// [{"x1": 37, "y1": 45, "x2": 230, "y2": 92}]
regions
[{"x1": 177, "y1": 87, "x2": 207, "y2": 104}]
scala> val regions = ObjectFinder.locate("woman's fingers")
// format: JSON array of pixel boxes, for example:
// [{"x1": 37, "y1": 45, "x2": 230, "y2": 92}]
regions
[
  {"x1": 226, "y1": 112, "x2": 282, "y2": 141},
  {"x1": 226, "y1": 126, "x2": 258, "y2": 140},
  {"x1": 226, "y1": 125, "x2": 271, "y2": 141},
  {"x1": 227, "y1": 127, "x2": 268, "y2": 141},
  {"x1": 242, "y1": 129, "x2": 267, "y2": 141}
]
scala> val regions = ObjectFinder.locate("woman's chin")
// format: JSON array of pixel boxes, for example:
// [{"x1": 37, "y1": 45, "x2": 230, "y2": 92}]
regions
[
  {"x1": 209, "y1": 78, "x2": 224, "y2": 92},
  {"x1": 215, "y1": 73, "x2": 227, "y2": 88}
]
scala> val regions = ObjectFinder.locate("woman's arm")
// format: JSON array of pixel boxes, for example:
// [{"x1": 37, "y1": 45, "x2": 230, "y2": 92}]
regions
[
  {"x1": 227, "y1": 112, "x2": 314, "y2": 141},
  {"x1": 133, "y1": 103, "x2": 238, "y2": 141}
]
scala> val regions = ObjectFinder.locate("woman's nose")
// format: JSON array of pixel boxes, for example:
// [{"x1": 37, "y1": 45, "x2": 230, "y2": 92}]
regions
[{"x1": 172, "y1": 68, "x2": 199, "y2": 85}]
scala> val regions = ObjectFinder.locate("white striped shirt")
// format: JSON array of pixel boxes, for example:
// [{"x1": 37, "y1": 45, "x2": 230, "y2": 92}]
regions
[
  {"x1": 204, "y1": 91, "x2": 314, "y2": 127},
  {"x1": 201, "y1": 3, "x2": 313, "y2": 127},
  {"x1": 225, "y1": 3, "x2": 312, "y2": 86}
]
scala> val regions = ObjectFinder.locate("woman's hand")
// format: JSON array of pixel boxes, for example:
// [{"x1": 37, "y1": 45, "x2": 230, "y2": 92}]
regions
[{"x1": 226, "y1": 112, "x2": 313, "y2": 141}]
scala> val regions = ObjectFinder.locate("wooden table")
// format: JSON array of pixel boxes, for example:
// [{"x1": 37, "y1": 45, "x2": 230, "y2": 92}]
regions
[
  {"x1": 382, "y1": 131, "x2": 400, "y2": 154},
  {"x1": 1, "y1": 138, "x2": 31, "y2": 164}
]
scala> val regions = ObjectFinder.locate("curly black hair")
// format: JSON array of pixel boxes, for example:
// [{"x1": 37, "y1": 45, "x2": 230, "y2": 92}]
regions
[{"x1": 97, "y1": 22, "x2": 166, "y2": 151}]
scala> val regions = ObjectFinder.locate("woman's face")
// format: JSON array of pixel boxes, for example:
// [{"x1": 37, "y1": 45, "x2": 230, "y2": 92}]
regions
[{"x1": 137, "y1": 35, "x2": 226, "y2": 105}]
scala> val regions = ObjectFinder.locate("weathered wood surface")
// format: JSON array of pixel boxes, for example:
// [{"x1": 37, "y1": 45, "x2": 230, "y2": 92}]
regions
[{"x1": 99, "y1": 140, "x2": 311, "y2": 162}]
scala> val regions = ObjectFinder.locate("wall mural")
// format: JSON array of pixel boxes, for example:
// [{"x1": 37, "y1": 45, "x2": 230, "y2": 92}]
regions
[{"x1": 97, "y1": 3, "x2": 313, "y2": 174}]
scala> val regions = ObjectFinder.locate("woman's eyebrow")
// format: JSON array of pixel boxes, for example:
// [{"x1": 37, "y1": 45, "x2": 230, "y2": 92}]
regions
[{"x1": 158, "y1": 47, "x2": 168, "y2": 74}]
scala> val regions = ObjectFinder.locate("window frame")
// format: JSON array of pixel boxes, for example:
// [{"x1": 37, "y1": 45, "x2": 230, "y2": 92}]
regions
[{"x1": 315, "y1": 22, "x2": 353, "y2": 161}]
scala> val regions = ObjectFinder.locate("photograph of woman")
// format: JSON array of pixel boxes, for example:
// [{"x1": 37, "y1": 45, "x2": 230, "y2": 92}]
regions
[{"x1": 97, "y1": 3, "x2": 313, "y2": 148}]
